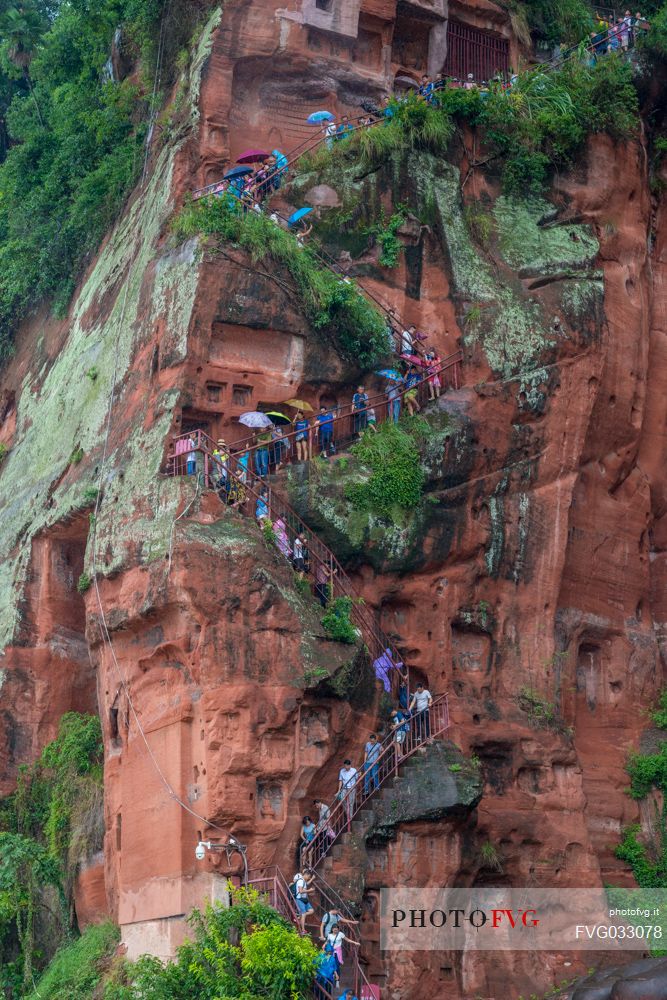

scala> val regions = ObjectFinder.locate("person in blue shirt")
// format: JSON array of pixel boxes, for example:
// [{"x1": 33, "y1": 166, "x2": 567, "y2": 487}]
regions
[
  {"x1": 381, "y1": 95, "x2": 394, "y2": 122},
  {"x1": 293, "y1": 410, "x2": 310, "y2": 462},
  {"x1": 351, "y1": 384, "x2": 368, "y2": 435},
  {"x1": 336, "y1": 114, "x2": 354, "y2": 139},
  {"x1": 403, "y1": 366, "x2": 421, "y2": 416},
  {"x1": 419, "y1": 74, "x2": 434, "y2": 104},
  {"x1": 391, "y1": 707, "x2": 410, "y2": 761},
  {"x1": 316, "y1": 405, "x2": 335, "y2": 457},
  {"x1": 363, "y1": 732, "x2": 382, "y2": 795}
]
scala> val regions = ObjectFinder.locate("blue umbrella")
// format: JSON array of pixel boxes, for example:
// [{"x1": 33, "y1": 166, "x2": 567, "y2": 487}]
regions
[
  {"x1": 272, "y1": 149, "x2": 288, "y2": 171},
  {"x1": 288, "y1": 207, "x2": 313, "y2": 228},
  {"x1": 223, "y1": 165, "x2": 253, "y2": 180},
  {"x1": 376, "y1": 369, "x2": 402, "y2": 381},
  {"x1": 239, "y1": 411, "x2": 274, "y2": 428},
  {"x1": 307, "y1": 110, "x2": 334, "y2": 124}
]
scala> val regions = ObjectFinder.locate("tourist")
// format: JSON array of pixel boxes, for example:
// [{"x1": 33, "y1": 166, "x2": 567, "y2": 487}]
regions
[
  {"x1": 255, "y1": 488, "x2": 269, "y2": 523},
  {"x1": 418, "y1": 74, "x2": 434, "y2": 103},
  {"x1": 409, "y1": 681, "x2": 433, "y2": 742},
  {"x1": 366, "y1": 406, "x2": 377, "y2": 432},
  {"x1": 186, "y1": 435, "x2": 197, "y2": 476},
  {"x1": 427, "y1": 351, "x2": 442, "y2": 399},
  {"x1": 313, "y1": 797, "x2": 335, "y2": 839},
  {"x1": 337, "y1": 758, "x2": 358, "y2": 822},
  {"x1": 327, "y1": 923, "x2": 360, "y2": 967},
  {"x1": 337, "y1": 114, "x2": 354, "y2": 139},
  {"x1": 296, "y1": 222, "x2": 313, "y2": 248},
  {"x1": 391, "y1": 707, "x2": 410, "y2": 761},
  {"x1": 300, "y1": 815, "x2": 317, "y2": 858},
  {"x1": 464, "y1": 73, "x2": 475, "y2": 90},
  {"x1": 381, "y1": 95, "x2": 394, "y2": 122},
  {"x1": 386, "y1": 380, "x2": 401, "y2": 423},
  {"x1": 320, "y1": 907, "x2": 359, "y2": 941},
  {"x1": 397, "y1": 665, "x2": 409, "y2": 709},
  {"x1": 316, "y1": 404, "x2": 335, "y2": 457},
  {"x1": 316, "y1": 943, "x2": 339, "y2": 990},
  {"x1": 269, "y1": 424, "x2": 288, "y2": 471},
  {"x1": 293, "y1": 533, "x2": 306, "y2": 578},
  {"x1": 351, "y1": 384, "x2": 368, "y2": 435},
  {"x1": 293, "y1": 410, "x2": 310, "y2": 462},
  {"x1": 273, "y1": 518, "x2": 292, "y2": 559},
  {"x1": 372, "y1": 647, "x2": 402, "y2": 693},
  {"x1": 363, "y1": 732, "x2": 382, "y2": 795},
  {"x1": 315, "y1": 562, "x2": 333, "y2": 607},
  {"x1": 403, "y1": 366, "x2": 421, "y2": 416},
  {"x1": 254, "y1": 428, "x2": 272, "y2": 478},
  {"x1": 212, "y1": 438, "x2": 229, "y2": 493},
  {"x1": 325, "y1": 117, "x2": 338, "y2": 148},
  {"x1": 400, "y1": 324, "x2": 415, "y2": 356},
  {"x1": 291, "y1": 870, "x2": 315, "y2": 933}
]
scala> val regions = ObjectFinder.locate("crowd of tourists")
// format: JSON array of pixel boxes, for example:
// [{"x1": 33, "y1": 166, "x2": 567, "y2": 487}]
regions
[{"x1": 292, "y1": 680, "x2": 433, "y2": 992}]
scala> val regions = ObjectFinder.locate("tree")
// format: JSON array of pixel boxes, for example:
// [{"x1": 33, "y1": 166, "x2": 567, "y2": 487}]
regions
[{"x1": 0, "y1": 832, "x2": 65, "y2": 989}]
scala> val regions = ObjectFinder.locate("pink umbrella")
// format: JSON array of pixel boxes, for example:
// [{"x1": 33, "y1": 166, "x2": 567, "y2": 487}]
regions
[
  {"x1": 237, "y1": 149, "x2": 269, "y2": 164},
  {"x1": 402, "y1": 353, "x2": 426, "y2": 365}
]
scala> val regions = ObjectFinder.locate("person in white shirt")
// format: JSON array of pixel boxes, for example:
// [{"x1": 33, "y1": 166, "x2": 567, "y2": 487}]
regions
[
  {"x1": 409, "y1": 682, "x2": 433, "y2": 742},
  {"x1": 400, "y1": 325, "x2": 414, "y2": 356},
  {"x1": 337, "y1": 759, "x2": 358, "y2": 822},
  {"x1": 291, "y1": 870, "x2": 315, "y2": 932},
  {"x1": 326, "y1": 923, "x2": 360, "y2": 965},
  {"x1": 325, "y1": 118, "x2": 338, "y2": 148}
]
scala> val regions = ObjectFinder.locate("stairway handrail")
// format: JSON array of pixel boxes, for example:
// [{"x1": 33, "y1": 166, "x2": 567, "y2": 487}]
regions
[
  {"x1": 247, "y1": 865, "x2": 370, "y2": 996},
  {"x1": 165, "y1": 428, "x2": 401, "y2": 665},
  {"x1": 182, "y1": 349, "x2": 462, "y2": 463},
  {"x1": 301, "y1": 692, "x2": 450, "y2": 871}
]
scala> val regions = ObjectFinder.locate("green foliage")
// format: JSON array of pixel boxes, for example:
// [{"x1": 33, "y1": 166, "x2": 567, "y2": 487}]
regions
[
  {"x1": 76, "y1": 572, "x2": 91, "y2": 593},
  {"x1": 652, "y1": 689, "x2": 667, "y2": 729},
  {"x1": 479, "y1": 841, "x2": 504, "y2": 872},
  {"x1": 345, "y1": 419, "x2": 425, "y2": 519},
  {"x1": 0, "y1": 713, "x2": 103, "y2": 986},
  {"x1": 172, "y1": 198, "x2": 389, "y2": 368},
  {"x1": 519, "y1": 0, "x2": 594, "y2": 47},
  {"x1": 26, "y1": 921, "x2": 120, "y2": 1000},
  {"x1": 69, "y1": 446, "x2": 84, "y2": 464},
  {"x1": 321, "y1": 595, "x2": 358, "y2": 644},
  {"x1": 0, "y1": 441, "x2": 7, "y2": 463},
  {"x1": 516, "y1": 685, "x2": 565, "y2": 730},
  {"x1": 365, "y1": 205, "x2": 407, "y2": 267},
  {"x1": 626, "y1": 743, "x2": 667, "y2": 799},
  {"x1": 448, "y1": 763, "x2": 462, "y2": 772},
  {"x1": 81, "y1": 486, "x2": 99, "y2": 505},
  {"x1": 105, "y1": 888, "x2": 319, "y2": 1000},
  {"x1": 463, "y1": 201, "x2": 494, "y2": 249},
  {"x1": 357, "y1": 93, "x2": 454, "y2": 168},
  {"x1": 0, "y1": 0, "x2": 208, "y2": 353},
  {"x1": 616, "y1": 823, "x2": 667, "y2": 888},
  {"x1": 436, "y1": 57, "x2": 638, "y2": 195},
  {"x1": 644, "y1": 5, "x2": 667, "y2": 55},
  {"x1": 85, "y1": 366, "x2": 98, "y2": 382},
  {"x1": 261, "y1": 519, "x2": 276, "y2": 547}
]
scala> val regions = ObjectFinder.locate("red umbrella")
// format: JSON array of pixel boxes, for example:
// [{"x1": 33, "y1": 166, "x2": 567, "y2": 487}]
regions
[{"x1": 237, "y1": 149, "x2": 269, "y2": 164}]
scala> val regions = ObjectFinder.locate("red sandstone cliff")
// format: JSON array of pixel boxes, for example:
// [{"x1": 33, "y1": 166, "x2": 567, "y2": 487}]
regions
[{"x1": 0, "y1": 3, "x2": 666, "y2": 999}]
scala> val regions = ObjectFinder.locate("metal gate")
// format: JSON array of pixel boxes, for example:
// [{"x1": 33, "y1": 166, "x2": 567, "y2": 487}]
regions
[{"x1": 443, "y1": 20, "x2": 509, "y2": 81}]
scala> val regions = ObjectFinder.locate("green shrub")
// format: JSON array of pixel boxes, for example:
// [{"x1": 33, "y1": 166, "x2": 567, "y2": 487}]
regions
[
  {"x1": 0, "y1": 713, "x2": 104, "y2": 986},
  {"x1": 82, "y1": 486, "x2": 99, "y2": 505},
  {"x1": 345, "y1": 420, "x2": 425, "y2": 519},
  {"x1": 172, "y1": 198, "x2": 389, "y2": 368},
  {"x1": 69, "y1": 447, "x2": 84, "y2": 464},
  {"x1": 26, "y1": 922, "x2": 120, "y2": 1000},
  {"x1": 103, "y1": 888, "x2": 319, "y2": 999},
  {"x1": 321, "y1": 595, "x2": 358, "y2": 644},
  {"x1": 365, "y1": 206, "x2": 407, "y2": 267},
  {"x1": 77, "y1": 572, "x2": 91, "y2": 593},
  {"x1": 652, "y1": 689, "x2": 667, "y2": 729}
]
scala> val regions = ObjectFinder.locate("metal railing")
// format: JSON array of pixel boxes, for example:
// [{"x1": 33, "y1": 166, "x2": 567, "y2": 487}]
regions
[
  {"x1": 301, "y1": 692, "x2": 450, "y2": 871},
  {"x1": 210, "y1": 351, "x2": 463, "y2": 454},
  {"x1": 165, "y1": 427, "x2": 401, "y2": 667}
]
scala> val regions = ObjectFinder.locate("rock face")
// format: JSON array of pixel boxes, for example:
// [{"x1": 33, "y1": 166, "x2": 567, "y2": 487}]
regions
[{"x1": 0, "y1": 2, "x2": 666, "y2": 998}]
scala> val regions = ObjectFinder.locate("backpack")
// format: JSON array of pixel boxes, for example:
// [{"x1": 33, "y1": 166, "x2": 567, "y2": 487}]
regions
[{"x1": 288, "y1": 881, "x2": 298, "y2": 900}]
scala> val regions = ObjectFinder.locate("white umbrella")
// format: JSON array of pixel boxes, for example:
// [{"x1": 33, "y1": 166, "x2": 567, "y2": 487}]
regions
[{"x1": 239, "y1": 411, "x2": 273, "y2": 428}]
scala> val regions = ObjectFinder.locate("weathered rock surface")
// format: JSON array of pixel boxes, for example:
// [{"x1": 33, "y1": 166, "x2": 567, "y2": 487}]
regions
[{"x1": 0, "y1": 3, "x2": 666, "y2": 998}]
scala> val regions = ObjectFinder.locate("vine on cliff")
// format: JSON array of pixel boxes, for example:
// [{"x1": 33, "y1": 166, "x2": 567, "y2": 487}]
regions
[{"x1": 0, "y1": 712, "x2": 103, "y2": 992}]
